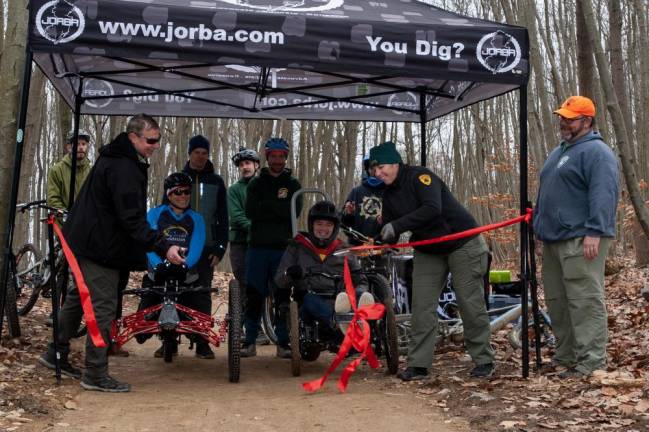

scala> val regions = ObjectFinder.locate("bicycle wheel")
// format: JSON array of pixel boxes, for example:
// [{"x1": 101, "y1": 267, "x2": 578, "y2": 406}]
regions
[
  {"x1": 289, "y1": 301, "x2": 301, "y2": 377},
  {"x1": 4, "y1": 267, "x2": 21, "y2": 338},
  {"x1": 162, "y1": 331, "x2": 176, "y2": 363},
  {"x1": 508, "y1": 314, "x2": 555, "y2": 350},
  {"x1": 262, "y1": 293, "x2": 278, "y2": 345},
  {"x1": 369, "y1": 274, "x2": 399, "y2": 375},
  {"x1": 14, "y1": 243, "x2": 45, "y2": 316},
  {"x1": 228, "y1": 279, "x2": 241, "y2": 383}
]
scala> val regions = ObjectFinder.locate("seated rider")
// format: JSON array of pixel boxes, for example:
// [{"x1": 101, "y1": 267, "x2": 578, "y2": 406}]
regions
[
  {"x1": 137, "y1": 173, "x2": 215, "y2": 360},
  {"x1": 275, "y1": 201, "x2": 374, "y2": 335}
]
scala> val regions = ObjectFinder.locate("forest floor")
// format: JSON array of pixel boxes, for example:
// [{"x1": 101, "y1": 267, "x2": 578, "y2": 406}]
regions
[{"x1": 1, "y1": 259, "x2": 647, "y2": 432}]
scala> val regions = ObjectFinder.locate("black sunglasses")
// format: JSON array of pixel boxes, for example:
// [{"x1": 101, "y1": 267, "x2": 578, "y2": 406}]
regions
[
  {"x1": 137, "y1": 134, "x2": 161, "y2": 144},
  {"x1": 171, "y1": 188, "x2": 191, "y2": 196}
]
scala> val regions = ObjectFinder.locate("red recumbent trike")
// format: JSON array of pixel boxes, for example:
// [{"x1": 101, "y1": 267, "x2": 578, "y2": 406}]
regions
[{"x1": 109, "y1": 263, "x2": 241, "y2": 383}]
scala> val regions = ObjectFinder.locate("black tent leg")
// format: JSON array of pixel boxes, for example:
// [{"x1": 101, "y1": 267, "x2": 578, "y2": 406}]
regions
[
  {"x1": 528, "y1": 220, "x2": 542, "y2": 369},
  {"x1": 0, "y1": 48, "x2": 33, "y2": 339},
  {"x1": 419, "y1": 92, "x2": 426, "y2": 166},
  {"x1": 519, "y1": 87, "x2": 530, "y2": 378},
  {"x1": 47, "y1": 221, "x2": 61, "y2": 383}
]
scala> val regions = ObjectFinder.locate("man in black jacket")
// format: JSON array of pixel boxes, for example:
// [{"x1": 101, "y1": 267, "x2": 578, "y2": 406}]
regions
[
  {"x1": 182, "y1": 135, "x2": 229, "y2": 359},
  {"x1": 369, "y1": 141, "x2": 494, "y2": 382},
  {"x1": 39, "y1": 114, "x2": 184, "y2": 393}
]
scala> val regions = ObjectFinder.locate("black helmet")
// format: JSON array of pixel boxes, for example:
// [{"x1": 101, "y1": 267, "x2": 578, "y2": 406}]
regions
[
  {"x1": 164, "y1": 172, "x2": 192, "y2": 193},
  {"x1": 66, "y1": 128, "x2": 91, "y2": 144},
  {"x1": 307, "y1": 200, "x2": 341, "y2": 248},
  {"x1": 232, "y1": 147, "x2": 260, "y2": 166}
]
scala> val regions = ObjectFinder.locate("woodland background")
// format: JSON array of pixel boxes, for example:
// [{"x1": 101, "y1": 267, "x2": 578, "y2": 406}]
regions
[{"x1": 0, "y1": 0, "x2": 648, "y2": 271}]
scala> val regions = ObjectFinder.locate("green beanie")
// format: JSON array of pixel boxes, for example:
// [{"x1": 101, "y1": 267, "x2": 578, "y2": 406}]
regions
[{"x1": 369, "y1": 141, "x2": 403, "y2": 165}]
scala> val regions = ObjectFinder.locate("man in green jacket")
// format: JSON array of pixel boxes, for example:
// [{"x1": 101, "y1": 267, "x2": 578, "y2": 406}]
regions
[
  {"x1": 47, "y1": 129, "x2": 92, "y2": 211},
  {"x1": 228, "y1": 148, "x2": 260, "y2": 315}
]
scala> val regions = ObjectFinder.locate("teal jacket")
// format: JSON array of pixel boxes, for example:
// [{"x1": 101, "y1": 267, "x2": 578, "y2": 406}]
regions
[
  {"x1": 245, "y1": 168, "x2": 302, "y2": 249},
  {"x1": 228, "y1": 176, "x2": 252, "y2": 244}
]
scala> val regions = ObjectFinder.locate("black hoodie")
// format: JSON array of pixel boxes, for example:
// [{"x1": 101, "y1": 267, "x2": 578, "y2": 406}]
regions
[{"x1": 62, "y1": 132, "x2": 166, "y2": 270}]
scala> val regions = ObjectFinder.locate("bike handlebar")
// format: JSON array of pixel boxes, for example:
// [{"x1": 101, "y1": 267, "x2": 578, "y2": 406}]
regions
[{"x1": 16, "y1": 200, "x2": 67, "y2": 216}]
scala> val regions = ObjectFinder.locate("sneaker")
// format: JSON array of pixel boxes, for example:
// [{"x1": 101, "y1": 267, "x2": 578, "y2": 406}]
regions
[
  {"x1": 470, "y1": 363, "x2": 495, "y2": 378},
  {"x1": 154, "y1": 342, "x2": 178, "y2": 358},
  {"x1": 195, "y1": 342, "x2": 215, "y2": 360},
  {"x1": 256, "y1": 333, "x2": 271, "y2": 345},
  {"x1": 135, "y1": 333, "x2": 152, "y2": 344},
  {"x1": 335, "y1": 292, "x2": 352, "y2": 314},
  {"x1": 397, "y1": 367, "x2": 429, "y2": 382},
  {"x1": 108, "y1": 344, "x2": 130, "y2": 357},
  {"x1": 38, "y1": 355, "x2": 82, "y2": 379},
  {"x1": 81, "y1": 375, "x2": 131, "y2": 393},
  {"x1": 276, "y1": 345, "x2": 292, "y2": 359},
  {"x1": 358, "y1": 292, "x2": 375, "y2": 307},
  {"x1": 240, "y1": 344, "x2": 257, "y2": 358},
  {"x1": 558, "y1": 368, "x2": 588, "y2": 379}
]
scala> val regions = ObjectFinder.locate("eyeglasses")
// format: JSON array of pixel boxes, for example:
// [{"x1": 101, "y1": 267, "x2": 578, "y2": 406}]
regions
[
  {"x1": 171, "y1": 189, "x2": 191, "y2": 196},
  {"x1": 138, "y1": 134, "x2": 161, "y2": 145},
  {"x1": 559, "y1": 116, "x2": 586, "y2": 124}
]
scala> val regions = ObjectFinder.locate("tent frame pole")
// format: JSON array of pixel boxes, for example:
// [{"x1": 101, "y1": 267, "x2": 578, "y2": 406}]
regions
[
  {"x1": 519, "y1": 86, "x2": 530, "y2": 378},
  {"x1": 0, "y1": 48, "x2": 33, "y2": 338},
  {"x1": 67, "y1": 79, "x2": 84, "y2": 210},
  {"x1": 420, "y1": 92, "x2": 426, "y2": 166}
]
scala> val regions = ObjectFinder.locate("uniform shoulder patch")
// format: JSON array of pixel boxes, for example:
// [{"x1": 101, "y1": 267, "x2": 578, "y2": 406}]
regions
[{"x1": 418, "y1": 174, "x2": 432, "y2": 186}]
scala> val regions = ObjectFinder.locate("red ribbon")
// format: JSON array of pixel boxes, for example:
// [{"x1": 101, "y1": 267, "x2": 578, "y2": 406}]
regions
[
  {"x1": 349, "y1": 208, "x2": 534, "y2": 253},
  {"x1": 48, "y1": 215, "x2": 107, "y2": 348},
  {"x1": 302, "y1": 258, "x2": 385, "y2": 393}
]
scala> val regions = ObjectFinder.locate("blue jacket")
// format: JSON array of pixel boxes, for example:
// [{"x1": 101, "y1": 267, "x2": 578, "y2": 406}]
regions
[
  {"x1": 533, "y1": 131, "x2": 619, "y2": 242},
  {"x1": 146, "y1": 204, "x2": 206, "y2": 282}
]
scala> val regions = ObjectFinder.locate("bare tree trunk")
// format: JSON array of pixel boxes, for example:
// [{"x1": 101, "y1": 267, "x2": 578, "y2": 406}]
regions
[{"x1": 581, "y1": 0, "x2": 649, "y2": 238}]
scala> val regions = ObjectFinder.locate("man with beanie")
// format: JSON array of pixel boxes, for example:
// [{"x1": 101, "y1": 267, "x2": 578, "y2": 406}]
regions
[
  {"x1": 534, "y1": 96, "x2": 619, "y2": 378},
  {"x1": 342, "y1": 156, "x2": 384, "y2": 244},
  {"x1": 241, "y1": 137, "x2": 302, "y2": 359},
  {"x1": 182, "y1": 134, "x2": 229, "y2": 359},
  {"x1": 370, "y1": 141, "x2": 494, "y2": 381}
]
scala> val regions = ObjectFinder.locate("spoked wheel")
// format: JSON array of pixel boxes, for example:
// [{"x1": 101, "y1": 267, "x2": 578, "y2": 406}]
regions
[
  {"x1": 369, "y1": 274, "x2": 399, "y2": 375},
  {"x1": 508, "y1": 314, "x2": 555, "y2": 350},
  {"x1": 4, "y1": 268, "x2": 21, "y2": 338},
  {"x1": 289, "y1": 301, "x2": 301, "y2": 377},
  {"x1": 262, "y1": 293, "x2": 278, "y2": 345},
  {"x1": 228, "y1": 279, "x2": 242, "y2": 383},
  {"x1": 162, "y1": 331, "x2": 176, "y2": 363},
  {"x1": 14, "y1": 243, "x2": 45, "y2": 316}
]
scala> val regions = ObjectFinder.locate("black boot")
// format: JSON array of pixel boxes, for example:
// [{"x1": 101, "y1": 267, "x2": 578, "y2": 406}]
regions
[{"x1": 38, "y1": 344, "x2": 81, "y2": 379}]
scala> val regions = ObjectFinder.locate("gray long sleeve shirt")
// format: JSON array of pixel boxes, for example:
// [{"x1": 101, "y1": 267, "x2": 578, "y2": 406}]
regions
[{"x1": 533, "y1": 130, "x2": 619, "y2": 243}]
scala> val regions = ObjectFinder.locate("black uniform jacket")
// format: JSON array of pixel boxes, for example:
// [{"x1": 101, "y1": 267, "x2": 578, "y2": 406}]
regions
[
  {"x1": 382, "y1": 164, "x2": 478, "y2": 254},
  {"x1": 62, "y1": 132, "x2": 166, "y2": 270}
]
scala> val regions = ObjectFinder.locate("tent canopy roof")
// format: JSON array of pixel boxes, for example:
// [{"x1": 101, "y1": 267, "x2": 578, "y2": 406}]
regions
[{"x1": 29, "y1": 0, "x2": 529, "y2": 121}]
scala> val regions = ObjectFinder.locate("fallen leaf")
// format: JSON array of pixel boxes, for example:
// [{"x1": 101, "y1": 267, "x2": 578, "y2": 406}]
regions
[
  {"x1": 537, "y1": 422, "x2": 559, "y2": 429},
  {"x1": 499, "y1": 420, "x2": 525, "y2": 429},
  {"x1": 601, "y1": 387, "x2": 618, "y2": 396},
  {"x1": 635, "y1": 399, "x2": 649, "y2": 413},
  {"x1": 619, "y1": 404, "x2": 635, "y2": 415},
  {"x1": 64, "y1": 400, "x2": 77, "y2": 410}
]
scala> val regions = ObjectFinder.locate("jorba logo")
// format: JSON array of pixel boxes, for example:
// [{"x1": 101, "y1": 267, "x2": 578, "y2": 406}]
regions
[
  {"x1": 218, "y1": 0, "x2": 344, "y2": 12},
  {"x1": 36, "y1": 0, "x2": 85, "y2": 45},
  {"x1": 476, "y1": 30, "x2": 522, "y2": 74}
]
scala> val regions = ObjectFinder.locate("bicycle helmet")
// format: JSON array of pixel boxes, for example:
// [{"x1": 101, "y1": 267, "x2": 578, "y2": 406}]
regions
[
  {"x1": 307, "y1": 200, "x2": 341, "y2": 248},
  {"x1": 66, "y1": 128, "x2": 91, "y2": 144},
  {"x1": 264, "y1": 137, "x2": 289, "y2": 153},
  {"x1": 231, "y1": 147, "x2": 260, "y2": 166},
  {"x1": 164, "y1": 172, "x2": 192, "y2": 194}
]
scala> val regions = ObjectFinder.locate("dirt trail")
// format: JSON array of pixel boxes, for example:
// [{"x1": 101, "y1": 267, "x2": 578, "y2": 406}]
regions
[{"x1": 28, "y1": 341, "x2": 466, "y2": 432}]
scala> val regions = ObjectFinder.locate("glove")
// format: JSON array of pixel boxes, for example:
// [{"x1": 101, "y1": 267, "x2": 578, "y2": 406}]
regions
[
  {"x1": 286, "y1": 265, "x2": 303, "y2": 281},
  {"x1": 380, "y1": 223, "x2": 396, "y2": 242},
  {"x1": 153, "y1": 262, "x2": 169, "y2": 284}
]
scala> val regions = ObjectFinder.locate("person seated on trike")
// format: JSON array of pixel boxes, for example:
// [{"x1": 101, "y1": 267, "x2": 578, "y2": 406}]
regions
[
  {"x1": 275, "y1": 200, "x2": 374, "y2": 336},
  {"x1": 136, "y1": 172, "x2": 214, "y2": 359}
]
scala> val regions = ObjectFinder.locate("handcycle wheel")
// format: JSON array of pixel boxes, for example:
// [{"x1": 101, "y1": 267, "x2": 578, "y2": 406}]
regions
[
  {"x1": 369, "y1": 274, "x2": 399, "y2": 375},
  {"x1": 262, "y1": 293, "x2": 278, "y2": 345},
  {"x1": 228, "y1": 279, "x2": 242, "y2": 383},
  {"x1": 289, "y1": 301, "x2": 301, "y2": 377},
  {"x1": 4, "y1": 268, "x2": 21, "y2": 338},
  {"x1": 14, "y1": 243, "x2": 45, "y2": 316},
  {"x1": 162, "y1": 331, "x2": 175, "y2": 363}
]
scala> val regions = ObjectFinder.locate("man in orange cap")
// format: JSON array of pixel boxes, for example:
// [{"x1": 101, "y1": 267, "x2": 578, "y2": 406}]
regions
[{"x1": 533, "y1": 96, "x2": 619, "y2": 379}]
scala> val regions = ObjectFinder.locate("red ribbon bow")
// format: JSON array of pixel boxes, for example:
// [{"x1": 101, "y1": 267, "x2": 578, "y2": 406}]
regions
[
  {"x1": 48, "y1": 216, "x2": 107, "y2": 347},
  {"x1": 303, "y1": 258, "x2": 385, "y2": 393}
]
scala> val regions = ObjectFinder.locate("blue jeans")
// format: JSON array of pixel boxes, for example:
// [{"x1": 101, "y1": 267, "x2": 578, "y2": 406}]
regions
[
  {"x1": 244, "y1": 247, "x2": 289, "y2": 347},
  {"x1": 300, "y1": 292, "x2": 334, "y2": 324}
]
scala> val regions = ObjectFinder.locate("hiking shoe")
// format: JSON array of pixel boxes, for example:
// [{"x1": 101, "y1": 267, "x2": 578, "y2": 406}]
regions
[
  {"x1": 154, "y1": 342, "x2": 178, "y2": 358},
  {"x1": 108, "y1": 344, "x2": 130, "y2": 357},
  {"x1": 397, "y1": 367, "x2": 429, "y2": 382},
  {"x1": 470, "y1": 363, "x2": 495, "y2": 378},
  {"x1": 276, "y1": 345, "x2": 292, "y2": 359},
  {"x1": 558, "y1": 368, "x2": 588, "y2": 379},
  {"x1": 195, "y1": 342, "x2": 215, "y2": 360},
  {"x1": 335, "y1": 292, "x2": 352, "y2": 314},
  {"x1": 240, "y1": 344, "x2": 257, "y2": 358},
  {"x1": 38, "y1": 355, "x2": 82, "y2": 379},
  {"x1": 81, "y1": 375, "x2": 131, "y2": 393}
]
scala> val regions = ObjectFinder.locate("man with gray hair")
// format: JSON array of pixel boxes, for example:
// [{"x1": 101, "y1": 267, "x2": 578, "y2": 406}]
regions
[{"x1": 39, "y1": 114, "x2": 185, "y2": 393}]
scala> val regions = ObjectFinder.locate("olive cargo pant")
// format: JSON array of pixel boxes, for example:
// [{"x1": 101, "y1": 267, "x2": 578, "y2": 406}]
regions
[
  {"x1": 542, "y1": 237, "x2": 611, "y2": 374},
  {"x1": 407, "y1": 235, "x2": 494, "y2": 369}
]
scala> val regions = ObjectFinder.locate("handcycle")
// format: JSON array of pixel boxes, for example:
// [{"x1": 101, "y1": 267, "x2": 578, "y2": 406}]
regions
[
  {"x1": 286, "y1": 268, "x2": 399, "y2": 377},
  {"x1": 110, "y1": 262, "x2": 242, "y2": 382}
]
